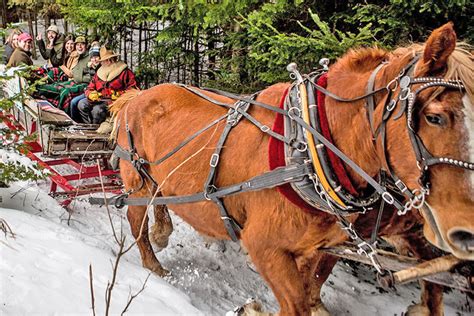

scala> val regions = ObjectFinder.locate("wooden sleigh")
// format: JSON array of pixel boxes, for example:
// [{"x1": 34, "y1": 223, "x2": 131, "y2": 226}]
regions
[{"x1": 1, "y1": 66, "x2": 121, "y2": 206}]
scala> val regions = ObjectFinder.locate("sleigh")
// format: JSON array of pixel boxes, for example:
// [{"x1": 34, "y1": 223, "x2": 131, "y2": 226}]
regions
[{"x1": 1, "y1": 66, "x2": 121, "y2": 206}]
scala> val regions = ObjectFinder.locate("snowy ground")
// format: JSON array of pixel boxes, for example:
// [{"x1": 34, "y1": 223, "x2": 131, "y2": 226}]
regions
[{"x1": 0, "y1": 161, "x2": 472, "y2": 315}]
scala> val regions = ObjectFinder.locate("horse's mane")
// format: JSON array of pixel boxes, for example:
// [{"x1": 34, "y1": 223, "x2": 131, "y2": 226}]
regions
[
  {"x1": 338, "y1": 42, "x2": 473, "y2": 100},
  {"x1": 109, "y1": 88, "x2": 141, "y2": 140}
]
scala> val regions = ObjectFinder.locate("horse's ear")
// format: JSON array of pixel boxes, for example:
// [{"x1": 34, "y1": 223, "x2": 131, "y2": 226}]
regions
[{"x1": 417, "y1": 22, "x2": 457, "y2": 76}]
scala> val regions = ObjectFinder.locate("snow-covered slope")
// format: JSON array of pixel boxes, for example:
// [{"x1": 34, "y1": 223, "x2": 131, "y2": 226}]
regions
[{"x1": 0, "y1": 178, "x2": 472, "y2": 315}]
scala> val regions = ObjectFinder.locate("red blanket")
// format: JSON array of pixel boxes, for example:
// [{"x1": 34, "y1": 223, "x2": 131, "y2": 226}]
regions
[{"x1": 268, "y1": 75, "x2": 357, "y2": 213}]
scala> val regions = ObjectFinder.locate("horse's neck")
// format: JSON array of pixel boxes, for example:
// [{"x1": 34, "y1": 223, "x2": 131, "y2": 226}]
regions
[
  {"x1": 324, "y1": 54, "x2": 411, "y2": 191},
  {"x1": 325, "y1": 94, "x2": 380, "y2": 191}
]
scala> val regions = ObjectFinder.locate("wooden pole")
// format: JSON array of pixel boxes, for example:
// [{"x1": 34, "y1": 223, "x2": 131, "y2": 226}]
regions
[{"x1": 380, "y1": 255, "x2": 462, "y2": 286}]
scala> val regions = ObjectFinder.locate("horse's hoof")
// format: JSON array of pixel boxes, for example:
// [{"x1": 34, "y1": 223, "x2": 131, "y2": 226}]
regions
[
  {"x1": 149, "y1": 224, "x2": 172, "y2": 252},
  {"x1": 144, "y1": 262, "x2": 169, "y2": 277},
  {"x1": 152, "y1": 266, "x2": 169, "y2": 277},
  {"x1": 311, "y1": 302, "x2": 331, "y2": 316},
  {"x1": 233, "y1": 298, "x2": 271, "y2": 316},
  {"x1": 405, "y1": 304, "x2": 430, "y2": 316}
]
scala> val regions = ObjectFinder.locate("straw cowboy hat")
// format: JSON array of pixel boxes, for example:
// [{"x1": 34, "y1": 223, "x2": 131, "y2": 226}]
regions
[{"x1": 99, "y1": 46, "x2": 119, "y2": 62}]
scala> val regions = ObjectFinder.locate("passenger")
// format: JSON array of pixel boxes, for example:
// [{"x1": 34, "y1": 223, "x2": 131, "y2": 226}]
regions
[
  {"x1": 68, "y1": 46, "x2": 101, "y2": 117},
  {"x1": 3, "y1": 29, "x2": 22, "y2": 64},
  {"x1": 36, "y1": 24, "x2": 65, "y2": 67},
  {"x1": 7, "y1": 33, "x2": 34, "y2": 67},
  {"x1": 74, "y1": 46, "x2": 137, "y2": 126},
  {"x1": 59, "y1": 35, "x2": 76, "y2": 75},
  {"x1": 87, "y1": 46, "x2": 101, "y2": 77},
  {"x1": 67, "y1": 36, "x2": 91, "y2": 83}
]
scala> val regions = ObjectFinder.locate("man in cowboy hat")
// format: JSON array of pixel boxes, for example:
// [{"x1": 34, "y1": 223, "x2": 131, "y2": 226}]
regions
[
  {"x1": 36, "y1": 24, "x2": 65, "y2": 67},
  {"x1": 73, "y1": 46, "x2": 137, "y2": 129}
]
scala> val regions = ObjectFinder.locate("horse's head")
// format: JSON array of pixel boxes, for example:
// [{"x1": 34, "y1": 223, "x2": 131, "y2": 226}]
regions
[{"x1": 383, "y1": 23, "x2": 474, "y2": 259}]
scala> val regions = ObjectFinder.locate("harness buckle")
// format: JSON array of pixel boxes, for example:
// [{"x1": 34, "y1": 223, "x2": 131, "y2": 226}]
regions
[
  {"x1": 381, "y1": 192, "x2": 395, "y2": 204},
  {"x1": 394, "y1": 179, "x2": 408, "y2": 193},
  {"x1": 204, "y1": 184, "x2": 217, "y2": 200},
  {"x1": 210, "y1": 153, "x2": 220, "y2": 168},
  {"x1": 386, "y1": 99, "x2": 397, "y2": 112}
]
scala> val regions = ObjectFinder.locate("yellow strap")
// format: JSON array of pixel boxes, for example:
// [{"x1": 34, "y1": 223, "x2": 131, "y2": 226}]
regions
[{"x1": 299, "y1": 83, "x2": 346, "y2": 208}]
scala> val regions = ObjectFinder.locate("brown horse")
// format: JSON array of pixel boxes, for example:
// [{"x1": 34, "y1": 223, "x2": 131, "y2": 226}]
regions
[{"x1": 110, "y1": 23, "x2": 473, "y2": 315}]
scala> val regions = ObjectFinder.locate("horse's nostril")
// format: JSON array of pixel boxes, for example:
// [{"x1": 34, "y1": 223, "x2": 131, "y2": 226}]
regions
[{"x1": 448, "y1": 229, "x2": 474, "y2": 252}]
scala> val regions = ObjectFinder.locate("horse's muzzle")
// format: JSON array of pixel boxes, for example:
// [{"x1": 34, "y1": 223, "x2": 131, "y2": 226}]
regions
[{"x1": 448, "y1": 228, "x2": 474, "y2": 253}]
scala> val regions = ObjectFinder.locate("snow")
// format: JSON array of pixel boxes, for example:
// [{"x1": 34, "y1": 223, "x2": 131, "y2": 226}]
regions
[{"x1": 0, "y1": 159, "x2": 472, "y2": 315}]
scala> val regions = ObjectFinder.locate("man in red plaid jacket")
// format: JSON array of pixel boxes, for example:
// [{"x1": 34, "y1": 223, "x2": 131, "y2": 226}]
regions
[{"x1": 72, "y1": 46, "x2": 137, "y2": 125}]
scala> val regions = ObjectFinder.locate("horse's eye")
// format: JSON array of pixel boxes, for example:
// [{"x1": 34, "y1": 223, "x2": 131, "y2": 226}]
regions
[{"x1": 425, "y1": 113, "x2": 446, "y2": 127}]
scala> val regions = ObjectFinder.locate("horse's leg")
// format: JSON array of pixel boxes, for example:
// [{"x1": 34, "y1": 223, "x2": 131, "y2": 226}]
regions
[
  {"x1": 385, "y1": 232, "x2": 444, "y2": 316},
  {"x1": 127, "y1": 204, "x2": 168, "y2": 276},
  {"x1": 297, "y1": 251, "x2": 339, "y2": 316},
  {"x1": 241, "y1": 239, "x2": 310, "y2": 315},
  {"x1": 149, "y1": 204, "x2": 173, "y2": 251}
]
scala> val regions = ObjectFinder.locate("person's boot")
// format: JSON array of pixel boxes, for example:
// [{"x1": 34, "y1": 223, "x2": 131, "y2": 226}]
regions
[{"x1": 96, "y1": 117, "x2": 113, "y2": 134}]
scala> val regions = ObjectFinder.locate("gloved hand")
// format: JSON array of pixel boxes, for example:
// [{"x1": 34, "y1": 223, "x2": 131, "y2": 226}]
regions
[
  {"x1": 111, "y1": 90, "x2": 121, "y2": 101},
  {"x1": 88, "y1": 90, "x2": 101, "y2": 102}
]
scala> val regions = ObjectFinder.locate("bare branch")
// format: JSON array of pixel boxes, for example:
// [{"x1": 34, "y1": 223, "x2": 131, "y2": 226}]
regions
[
  {"x1": 97, "y1": 159, "x2": 120, "y2": 245},
  {"x1": 0, "y1": 218, "x2": 15, "y2": 238},
  {"x1": 89, "y1": 264, "x2": 96, "y2": 316},
  {"x1": 105, "y1": 234, "x2": 126, "y2": 316},
  {"x1": 121, "y1": 273, "x2": 151, "y2": 315}
]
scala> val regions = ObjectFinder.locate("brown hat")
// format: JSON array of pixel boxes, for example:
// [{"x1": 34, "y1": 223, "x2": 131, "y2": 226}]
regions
[{"x1": 99, "y1": 46, "x2": 119, "y2": 62}]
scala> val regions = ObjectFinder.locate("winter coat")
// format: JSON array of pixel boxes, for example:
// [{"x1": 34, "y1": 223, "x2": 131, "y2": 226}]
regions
[
  {"x1": 71, "y1": 52, "x2": 91, "y2": 84},
  {"x1": 36, "y1": 34, "x2": 65, "y2": 67},
  {"x1": 3, "y1": 43, "x2": 15, "y2": 64},
  {"x1": 85, "y1": 61, "x2": 137, "y2": 100},
  {"x1": 6, "y1": 48, "x2": 33, "y2": 67}
]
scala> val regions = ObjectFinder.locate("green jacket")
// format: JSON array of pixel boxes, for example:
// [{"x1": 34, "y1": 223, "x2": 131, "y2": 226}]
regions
[
  {"x1": 36, "y1": 34, "x2": 65, "y2": 67},
  {"x1": 6, "y1": 48, "x2": 33, "y2": 67},
  {"x1": 71, "y1": 52, "x2": 91, "y2": 84}
]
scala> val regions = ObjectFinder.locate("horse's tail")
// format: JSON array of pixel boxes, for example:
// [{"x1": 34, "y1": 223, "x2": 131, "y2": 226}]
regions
[{"x1": 109, "y1": 89, "x2": 141, "y2": 140}]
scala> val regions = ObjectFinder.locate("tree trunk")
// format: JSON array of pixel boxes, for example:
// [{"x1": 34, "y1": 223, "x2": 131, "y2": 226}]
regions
[
  {"x1": 129, "y1": 25, "x2": 133, "y2": 71},
  {"x1": 27, "y1": 9, "x2": 37, "y2": 59},
  {"x1": 123, "y1": 27, "x2": 127, "y2": 65},
  {"x1": 138, "y1": 23, "x2": 142, "y2": 66},
  {"x1": 207, "y1": 28, "x2": 216, "y2": 81},
  {"x1": 193, "y1": 28, "x2": 200, "y2": 86},
  {"x1": 1, "y1": 0, "x2": 8, "y2": 29}
]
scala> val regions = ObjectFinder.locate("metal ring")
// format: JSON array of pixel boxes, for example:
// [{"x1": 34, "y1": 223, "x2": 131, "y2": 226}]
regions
[
  {"x1": 296, "y1": 141, "x2": 308, "y2": 152},
  {"x1": 288, "y1": 107, "x2": 301, "y2": 120},
  {"x1": 386, "y1": 78, "x2": 398, "y2": 91}
]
